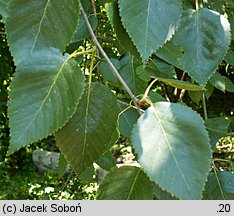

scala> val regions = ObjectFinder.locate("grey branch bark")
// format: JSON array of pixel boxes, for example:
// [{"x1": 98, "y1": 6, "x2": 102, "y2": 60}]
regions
[{"x1": 79, "y1": 2, "x2": 141, "y2": 113}]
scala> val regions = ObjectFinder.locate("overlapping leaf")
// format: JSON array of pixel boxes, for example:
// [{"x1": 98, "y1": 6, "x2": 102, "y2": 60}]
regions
[
  {"x1": 132, "y1": 102, "x2": 211, "y2": 199},
  {"x1": 209, "y1": 72, "x2": 226, "y2": 92},
  {"x1": 0, "y1": 0, "x2": 10, "y2": 21},
  {"x1": 99, "y1": 58, "x2": 120, "y2": 86},
  {"x1": 173, "y1": 8, "x2": 231, "y2": 87},
  {"x1": 6, "y1": 0, "x2": 80, "y2": 64},
  {"x1": 119, "y1": 55, "x2": 147, "y2": 95},
  {"x1": 119, "y1": 0, "x2": 182, "y2": 61},
  {"x1": 188, "y1": 82, "x2": 214, "y2": 104},
  {"x1": 155, "y1": 41, "x2": 184, "y2": 70},
  {"x1": 158, "y1": 79, "x2": 205, "y2": 91},
  {"x1": 55, "y1": 83, "x2": 119, "y2": 174},
  {"x1": 153, "y1": 183, "x2": 178, "y2": 200},
  {"x1": 203, "y1": 172, "x2": 234, "y2": 200},
  {"x1": 97, "y1": 166, "x2": 153, "y2": 200},
  {"x1": 105, "y1": 2, "x2": 140, "y2": 59},
  {"x1": 118, "y1": 102, "x2": 139, "y2": 138},
  {"x1": 71, "y1": 14, "x2": 98, "y2": 43},
  {"x1": 224, "y1": 77, "x2": 234, "y2": 92},
  {"x1": 145, "y1": 58, "x2": 176, "y2": 79},
  {"x1": 205, "y1": 117, "x2": 231, "y2": 149},
  {"x1": 96, "y1": 150, "x2": 116, "y2": 171},
  {"x1": 8, "y1": 48, "x2": 85, "y2": 154}
]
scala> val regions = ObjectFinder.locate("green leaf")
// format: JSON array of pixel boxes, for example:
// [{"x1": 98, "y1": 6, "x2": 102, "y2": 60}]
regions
[
  {"x1": 209, "y1": 72, "x2": 226, "y2": 92},
  {"x1": 58, "y1": 153, "x2": 68, "y2": 178},
  {"x1": 119, "y1": 55, "x2": 147, "y2": 95},
  {"x1": 119, "y1": 0, "x2": 182, "y2": 61},
  {"x1": 158, "y1": 78, "x2": 205, "y2": 91},
  {"x1": 203, "y1": 0, "x2": 226, "y2": 14},
  {"x1": 105, "y1": 2, "x2": 140, "y2": 59},
  {"x1": 136, "y1": 65, "x2": 151, "y2": 82},
  {"x1": 132, "y1": 102, "x2": 211, "y2": 199},
  {"x1": 79, "y1": 0, "x2": 92, "y2": 13},
  {"x1": 224, "y1": 76, "x2": 234, "y2": 92},
  {"x1": 173, "y1": 8, "x2": 231, "y2": 87},
  {"x1": 71, "y1": 14, "x2": 98, "y2": 43},
  {"x1": 99, "y1": 58, "x2": 120, "y2": 86},
  {"x1": 225, "y1": 49, "x2": 234, "y2": 66},
  {"x1": 99, "y1": 0, "x2": 115, "y2": 4},
  {"x1": 148, "y1": 91, "x2": 166, "y2": 103},
  {"x1": 96, "y1": 150, "x2": 116, "y2": 171},
  {"x1": 6, "y1": 0, "x2": 79, "y2": 64},
  {"x1": 230, "y1": 17, "x2": 234, "y2": 40},
  {"x1": 205, "y1": 117, "x2": 231, "y2": 149},
  {"x1": 155, "y1": 41, "x2": 184, "y2": 70},
  {"x1": 55, "y1": 83, "x2": 119, "y2": 174},
  {"x1": 145, "y1": 58, "x2": 176, "y2": 79},
  {"x1": 0, "y1": 0, "x2": 10, "y2": 21},
  {"x1": 97, "y1": 166, "x2": 153, "y2": 200},
  {"x1": 203, "y1": 172, "x2": 234, "y2": 200},
  {"x1": 79, "y1": 165, "x2": 95, "y2": 183},
  {"x1": 107, "y1": 129, "x2": 120, "y2": 149},
  {"x1": 118, "y1": 102, "x2": 139, "y2": 138},
  {"x1": 188, "y1": 82, "x2": 214, "y2": 104},
  {"x1": 153, "y1": 183, "x2": 178, "y2": 200},
  {"x1": 8, "y1": 48, "x2": 85, "y2": 154}
]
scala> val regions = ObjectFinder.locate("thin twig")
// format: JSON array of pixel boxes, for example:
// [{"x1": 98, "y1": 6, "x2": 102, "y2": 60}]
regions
[
  {"x1": 91, "y1": 0, "x2": 101, "y2": 82},
  {"x1": 117, "y1": 100, "x2": 145, "y2": 113},
  {"x1": 202, "y1": 93, "x2": 208, "y2": 120},
  {"x1": 79, "y1": 2, "x2": 141, "y2": 113}
]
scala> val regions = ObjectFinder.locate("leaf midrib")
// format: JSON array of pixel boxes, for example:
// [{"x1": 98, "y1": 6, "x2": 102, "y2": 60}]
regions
[
  {"x1": 30, "y1": 0, "x2": 51, "y2": 53},
  {"x1": 143, "y1": 0, "x2": 151, "y2": 59},
  {"x1": 126, "y1": 168, "x2": 141, "y2": 200},
  {"x1": 151, "y1": 106, "x2": 194, "y2": 198},
  {"x1": 16, "y1": 55, "x2": 70, "y2": 144},
  {"x1": 195, "y1": 10, "x2": 204, "y2": 84},
  {"x1": 214, "y1": 172, "x2": 226, "y2": 199},
  {"x1": 80, "y1": 84, "x2": 92, "y2": 169}
]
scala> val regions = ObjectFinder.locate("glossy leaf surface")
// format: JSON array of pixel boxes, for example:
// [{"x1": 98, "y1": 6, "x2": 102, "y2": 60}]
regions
[
  {"x1": 8, "y1": 48, "x2": 85, "y2": 153},
  {"x1": 6, "y1": 0, "x2": 79, "y2": 64},
  {"x1": 132, "y1": 102, "x2": 211, "y2": 199},
  {"x1": 119, "y1": 0, "x2": 182, "y2": 61},
  {"x1": 173, "y1": 8, "x2": 231, "y2": 86}
]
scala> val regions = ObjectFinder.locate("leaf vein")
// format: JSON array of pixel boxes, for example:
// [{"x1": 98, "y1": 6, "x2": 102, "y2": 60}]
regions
[{"x1": 151, "y1": 106, "x2": 194, "y2": 198}]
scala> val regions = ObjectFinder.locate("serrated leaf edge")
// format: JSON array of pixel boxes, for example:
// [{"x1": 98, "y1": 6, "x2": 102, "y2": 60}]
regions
[
  {"x1": 118, "y1": 0, "x2": 183, "y2": 62},
  {"x1": 131, "y1": 102, "x2": 212, "y2": 199},
  {"x1": 7, "y1": 57, "x2": 85, "y2": 155}
]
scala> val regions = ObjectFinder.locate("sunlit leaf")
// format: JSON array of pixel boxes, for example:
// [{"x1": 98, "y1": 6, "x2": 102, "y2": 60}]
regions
[
  {"x1": 132, "y1": 102, "x2": 211, "y2": 199},
  {"x1": 119, "y1": 0, "x2": 182, "y2": 61},
  {"x1": 6, "y1": 0, "x2": 79, "y2": 64},
  {"x1": 173, "y1": 8, "x2": 231, "y2": 86},
  {"x1": 8, "y1": 48, "x2": 85, "y2": 153}
]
